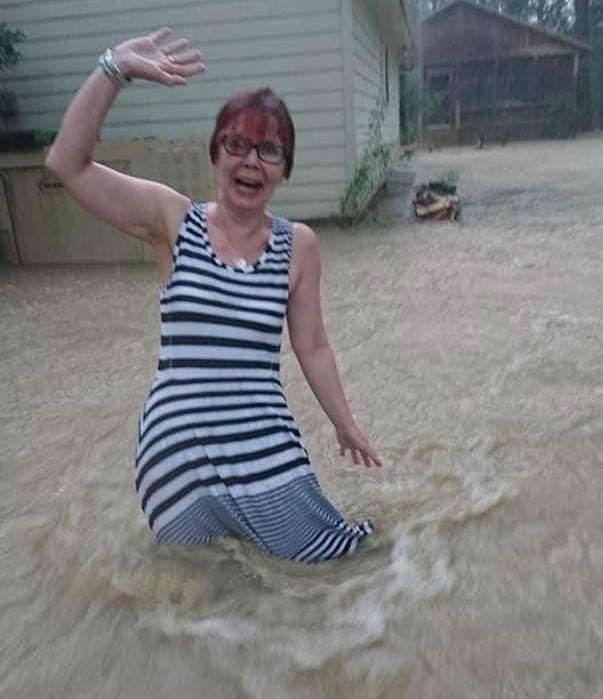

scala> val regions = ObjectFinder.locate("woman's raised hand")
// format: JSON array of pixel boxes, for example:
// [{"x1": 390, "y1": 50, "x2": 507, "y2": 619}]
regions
[{"x1": 112, "y1": 27, "x2": 206, "y2": 86}]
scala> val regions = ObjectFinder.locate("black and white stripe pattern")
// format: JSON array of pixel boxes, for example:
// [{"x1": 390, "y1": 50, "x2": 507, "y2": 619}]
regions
[{"x1": 135, "y1": 202, "x2": 372, "y2": 563}]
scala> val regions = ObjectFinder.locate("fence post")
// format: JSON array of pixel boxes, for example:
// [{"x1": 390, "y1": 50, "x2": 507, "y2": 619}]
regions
[{"x1": 0, "y1": 172, "x2": 20, "y2": 264}]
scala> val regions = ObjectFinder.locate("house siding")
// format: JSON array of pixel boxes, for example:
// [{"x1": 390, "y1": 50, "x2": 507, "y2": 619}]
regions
[
  {"x1": 352, "y1": 0, "x2": 400, "y2": 163},
  {"x1": 2, "y1": 0, "x2": 347, "y2": 219}
]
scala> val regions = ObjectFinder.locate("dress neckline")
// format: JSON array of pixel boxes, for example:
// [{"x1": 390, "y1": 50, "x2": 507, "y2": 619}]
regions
[{"x1": 197, "y1": 202, "x2": 275, "y2": 274}]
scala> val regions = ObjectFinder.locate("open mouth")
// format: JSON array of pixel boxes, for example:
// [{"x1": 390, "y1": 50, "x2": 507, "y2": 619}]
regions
[{"x1": 234, "y1": 177, "x2": 263, "y2": 192}]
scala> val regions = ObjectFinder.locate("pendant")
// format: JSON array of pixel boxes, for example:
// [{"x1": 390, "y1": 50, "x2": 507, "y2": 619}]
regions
[{"x1": 234, "y1": 257, "x2": 248, "y2": 270}]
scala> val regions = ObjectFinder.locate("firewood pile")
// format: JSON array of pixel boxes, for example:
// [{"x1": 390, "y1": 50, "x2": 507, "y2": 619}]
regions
[{"x1": 413, "y1": 181, "x2": 461, "y2": 222}]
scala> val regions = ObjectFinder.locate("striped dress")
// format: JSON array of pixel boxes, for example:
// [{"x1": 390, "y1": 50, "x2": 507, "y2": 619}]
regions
[{"x1": 135, "y1": 202, "x2": 372, "y2": 563}]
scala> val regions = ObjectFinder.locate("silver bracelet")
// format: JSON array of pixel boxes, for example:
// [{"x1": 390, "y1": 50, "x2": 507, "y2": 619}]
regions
[{"x1": 98, "y1": 48, "x2": 131, "y2": 88}]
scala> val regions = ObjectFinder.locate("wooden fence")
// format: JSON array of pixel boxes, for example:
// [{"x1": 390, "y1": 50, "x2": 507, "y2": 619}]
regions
[{"x1": 0, "y1": 139, "x2": 215, "y2": 264}]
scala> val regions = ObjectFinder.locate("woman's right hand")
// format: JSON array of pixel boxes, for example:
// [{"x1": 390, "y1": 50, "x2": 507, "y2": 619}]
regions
[
  {"x1": 45, "y1": 27, "x2": 204, "y2": 278},
  {"x1": 113, "y1": 27, "x2": 206, "y2": 86}
]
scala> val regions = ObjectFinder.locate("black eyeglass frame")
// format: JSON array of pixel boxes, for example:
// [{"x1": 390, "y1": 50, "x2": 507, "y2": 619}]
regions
[{"x1": 220, "y1": 132, "x2": 287, "y2": 166}]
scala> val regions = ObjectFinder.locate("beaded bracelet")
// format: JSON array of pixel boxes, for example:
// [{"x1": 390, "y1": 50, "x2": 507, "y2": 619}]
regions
[{"x1": 98, "y1": 48, "x2": 132, "y2": 88}]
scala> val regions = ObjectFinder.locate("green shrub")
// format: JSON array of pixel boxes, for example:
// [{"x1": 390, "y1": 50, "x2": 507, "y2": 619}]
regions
[
  {"x1": 0, "y1": 23, "x2": 25, "y2": 129},
  {"x1": 0, "y1": 22, "x2": 25, "y2": 72},
  {"x1": 400, "y1": 69, "x2": 442, "y2": 143},
  {"x1": 544, "y1": 91, "x2": 579, "y2": 139},
  {"x1": 341, "y1": 93, "x2": 392, "y2": 223}
]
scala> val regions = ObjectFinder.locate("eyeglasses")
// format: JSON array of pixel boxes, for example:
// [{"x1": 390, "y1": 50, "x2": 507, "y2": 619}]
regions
[{"x1": 221, "y1": 132, "x2": 286, "y2": 166}]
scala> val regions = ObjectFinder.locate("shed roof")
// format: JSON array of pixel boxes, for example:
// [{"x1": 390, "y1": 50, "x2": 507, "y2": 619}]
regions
[{"x1": 423, "y1": 0, "x2": 589, "y2": 51}]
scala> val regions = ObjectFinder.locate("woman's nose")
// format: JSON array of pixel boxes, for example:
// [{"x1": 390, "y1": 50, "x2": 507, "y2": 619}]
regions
[{"x1": 242, "y1": 146, "x2": 261, "y2": 166}]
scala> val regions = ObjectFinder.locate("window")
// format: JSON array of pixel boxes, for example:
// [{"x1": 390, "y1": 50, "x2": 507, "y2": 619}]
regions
[
  {"x1": 497, "y1": 58, "x2": 531, "y2": 105},
  {"x1": 460, "y1": 61, "x2": 497, "y2": 108}
]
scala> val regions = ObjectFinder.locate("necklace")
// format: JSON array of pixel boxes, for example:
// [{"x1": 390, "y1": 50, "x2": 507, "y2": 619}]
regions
[
  {"x1": 219, "y1": 225, "x2": 267, "y2": 271},
  {"x1": 211, "y1": 204, "x2": 269, "y2": 270},
  {"x1": 220, "y1": 233, "x2": 250, "y2": 270}
]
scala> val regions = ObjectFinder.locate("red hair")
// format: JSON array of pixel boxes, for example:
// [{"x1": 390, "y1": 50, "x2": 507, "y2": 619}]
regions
[{"x1": 209, "y1": 87, "x2": 295, "y2": 178}]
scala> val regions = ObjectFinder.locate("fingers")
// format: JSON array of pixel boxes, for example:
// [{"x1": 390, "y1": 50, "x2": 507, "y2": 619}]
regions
[
  {"x1": 167, "y1": 49, "x2": 204, "y2": 65},
  {"x1": 157, "y1": 73, "x2": 188, "y2": 87},
  {"x1": 181, "y1": 62, "x2": 207, "y2": 77},
  {"x1": 337, "y1": 428, "x2": 382, "y2": 468},
  {"x1": 162, "y1": 62, "x2": 206, "y2": 80},
  {"x1": 149, "y1": 27, "x2": 173, "y2": 44},
  {"x1": 164, "y1": 50, "x2": 206, "y2": 78},
  {"x1": 357, "y1": 447, "x2": 382, "y2": 468},
  {"x1": 339, "y1": 442, "x2": 380, "y2": 468},
  {"x1": 160, "y1": 39, "x2": 205, "y2": 81},
  {"x1": 366, "y1": 445, "x2": 383, "y2": 468},
  {"x1": 340, "y1": 444, "x2": 359, "y2": 465},
  {"x1": 157, "y1": 42, "x2": 205, "y2": 85},
  {"x1": 342, "y1": 442, "x2": 382, "y2": 468},
  {"x1": 162, "y1": 38, "x2": 191, "y2": 55}
]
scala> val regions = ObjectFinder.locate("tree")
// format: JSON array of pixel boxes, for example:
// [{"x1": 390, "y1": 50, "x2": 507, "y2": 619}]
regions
[
  {"x1": 573, "y1": 0, "x2": 592, "y2": 129},
  {"x1": 590, "y1": 0, "x2": 603, "y2": 127}
]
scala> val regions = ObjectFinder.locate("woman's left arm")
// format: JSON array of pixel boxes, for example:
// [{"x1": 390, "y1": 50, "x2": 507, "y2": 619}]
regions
[{"x1": 287, "y1": 224, "x2": 382, "y2": 468}]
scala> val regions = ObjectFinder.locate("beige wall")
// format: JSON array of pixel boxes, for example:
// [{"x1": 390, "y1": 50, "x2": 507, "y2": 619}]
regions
[
  {"x1": 352, "y1": 0, "x2": 402, "y2": 162},
  {"x1": 0, "y1": 140, "x2": 214, "y2": 265}
]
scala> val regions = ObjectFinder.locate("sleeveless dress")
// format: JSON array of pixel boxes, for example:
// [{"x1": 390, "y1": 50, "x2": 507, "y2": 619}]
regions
[{"x1": 135, "y1": 202, "x2": 372, "y2": 563}]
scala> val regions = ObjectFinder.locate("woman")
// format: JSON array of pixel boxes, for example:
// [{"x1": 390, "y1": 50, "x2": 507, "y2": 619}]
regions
[{"x1": 46, "y1": 28, "x2": 382, "y2": 563}]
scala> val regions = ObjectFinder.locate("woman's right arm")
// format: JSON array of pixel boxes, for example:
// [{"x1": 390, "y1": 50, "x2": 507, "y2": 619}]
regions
[{"x1": 45, "y1": 28, "x2": 205, "y2": 252}]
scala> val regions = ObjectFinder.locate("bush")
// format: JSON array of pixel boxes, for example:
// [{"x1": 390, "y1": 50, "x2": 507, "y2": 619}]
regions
[
  {"x1": 341, "y1": 93, "x2": 392, "y2": 223},
  {"x1": 0, "y1": 23, "x2": 25, "y2": 129},
  {"x1": 0, "y1": 90, "x2": 19, "y2": 128},
  {"x1": 0, "y1": 22, "x2": 25, "y2": 72},
  {"x1": 544, "y1": 91, "x2": 579, "y2": 139}
]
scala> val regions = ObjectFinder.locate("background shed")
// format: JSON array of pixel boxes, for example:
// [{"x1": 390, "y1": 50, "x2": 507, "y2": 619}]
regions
[{"x1": 421, "y1": 0, "x2": 588, "y2": 145}]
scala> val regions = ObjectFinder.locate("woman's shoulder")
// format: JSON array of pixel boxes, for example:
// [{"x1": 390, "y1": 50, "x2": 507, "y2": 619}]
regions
[
  {"x1": 163, "y1": 191, "x2": 193, "y2": 246},
  {"x1": 272, "y1": 216, "x2": 318, "y2": 256},
  {"x1": 289, "y1": 221, "x2": 320, "y2": 272},
  {"x1": 291, "y1": 221, "x2": 318, "y2": 248},
  {"x1": 191, "y1": 200, "x2": 210, "y2": 215}
]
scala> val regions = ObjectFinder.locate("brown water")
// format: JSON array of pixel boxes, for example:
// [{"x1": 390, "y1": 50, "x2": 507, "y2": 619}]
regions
[{"x1": 2, "y1": 136, "x2": 603, "y2": 698}]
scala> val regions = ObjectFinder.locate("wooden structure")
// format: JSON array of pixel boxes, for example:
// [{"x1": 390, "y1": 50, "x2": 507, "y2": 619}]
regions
[
  {"x1": 0, "y1": 140, "x2": 215, "y2": 264},
  {"x1": 421, "y1": 0, "x2": 589, "y2": 145}
]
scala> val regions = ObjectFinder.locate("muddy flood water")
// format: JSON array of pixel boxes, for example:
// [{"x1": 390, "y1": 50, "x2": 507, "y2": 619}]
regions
[{"x1": 2, "y1": 136, "x2": 603, "y2": 698}]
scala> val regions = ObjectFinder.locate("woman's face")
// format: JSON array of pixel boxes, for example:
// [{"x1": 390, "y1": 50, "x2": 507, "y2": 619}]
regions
[{"x1": 214, "y1": 110, "x2": 286, "y2": 212}]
